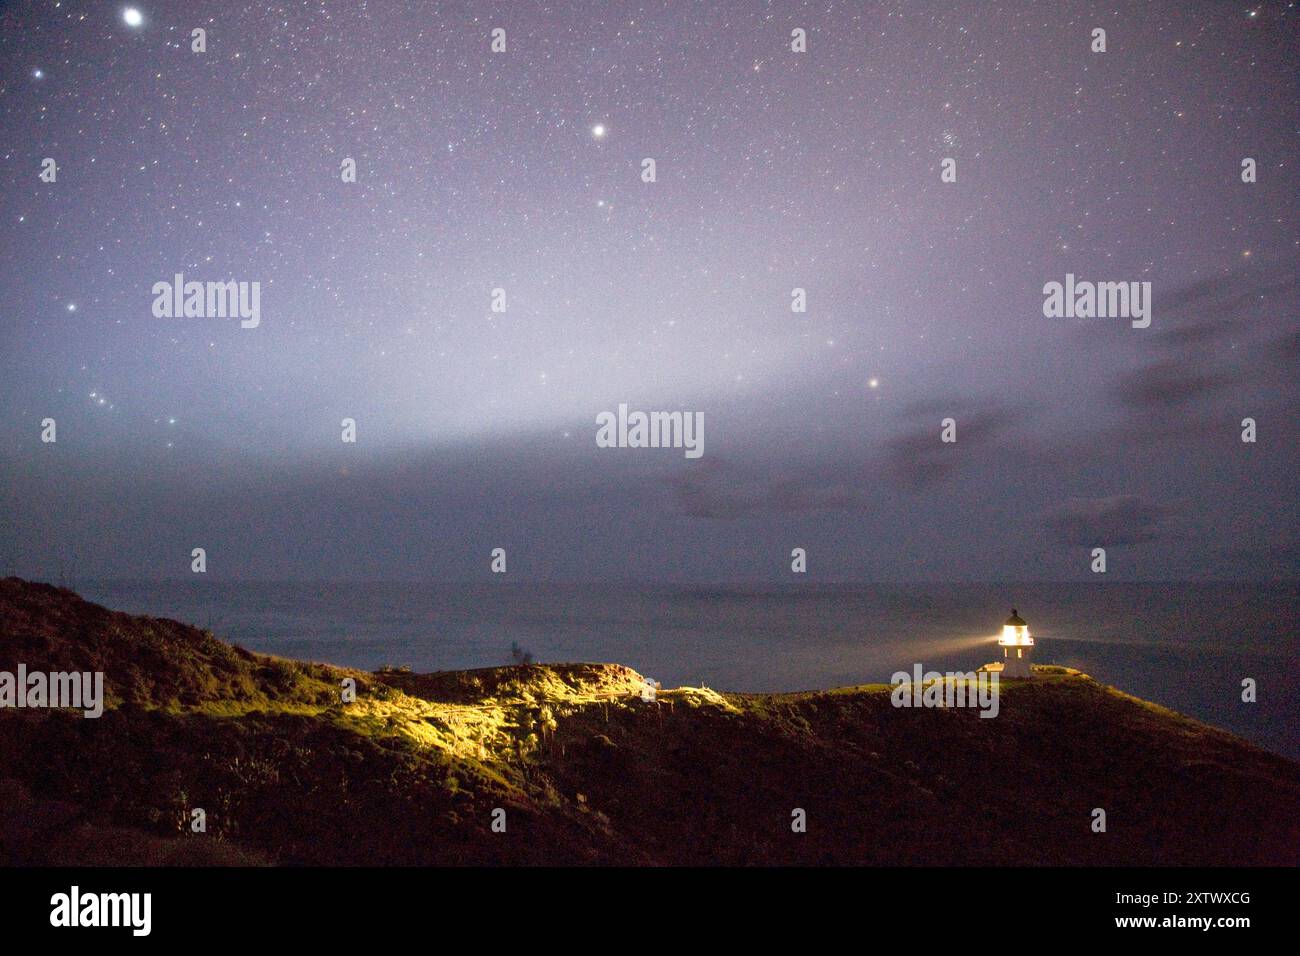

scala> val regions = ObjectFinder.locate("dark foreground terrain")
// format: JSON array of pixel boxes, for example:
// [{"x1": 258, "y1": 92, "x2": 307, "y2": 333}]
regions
[{"x1": 1, "y1": 578, "x2": 1296, "y2": 865}]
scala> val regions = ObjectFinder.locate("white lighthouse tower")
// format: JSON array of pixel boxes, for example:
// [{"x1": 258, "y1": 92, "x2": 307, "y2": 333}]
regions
[{"x1": 998, "y1": 608, "x2": 1034, "y2": 678}]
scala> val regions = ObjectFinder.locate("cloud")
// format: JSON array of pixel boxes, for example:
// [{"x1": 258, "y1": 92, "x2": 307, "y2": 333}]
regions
[
  {"x1": 1040, "y1": 495, "x2": 1175, "y2": 547},
  {"x1": 1042, "y1": 264, "x2": 1300, "y2": 459},
  {"x1": 1156, "y1": 266, "x2": 1295, "y2": 317},
  {"x1": 1068, "y1": 264, "x2": 1296, "y2": 349},
  {"x1": 1132, "y1": 267, "x2": 1298, "y2": 401},
  {"x1": 663, "y1": 394, "x2": 1023, "y2": 519},
  {"x1": 665, "y1": 459, "x2": 866, "y2": 519},
  {"x1": 884, "y1": 403, "x2": 1018, "y2": 490},
  {"x1": 1217, "y1": 536, "x2": 1300, "y2": 579},
  {"x1": 1110, "y1": 359, "x2": 1234, "y2": 410}
]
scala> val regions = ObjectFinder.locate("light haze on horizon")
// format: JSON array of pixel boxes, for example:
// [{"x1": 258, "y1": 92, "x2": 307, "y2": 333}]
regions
[{"x1": 1, "y1": 1, "x2": 1297, "y2": 582}]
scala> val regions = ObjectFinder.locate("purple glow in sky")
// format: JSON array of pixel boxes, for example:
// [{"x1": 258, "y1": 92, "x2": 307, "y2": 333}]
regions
[{"x1": 1, "y1": 1, "x2": 1296, "y2": 582}]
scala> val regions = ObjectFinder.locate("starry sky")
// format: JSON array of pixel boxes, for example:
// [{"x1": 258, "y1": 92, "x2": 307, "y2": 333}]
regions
[{"x1": 1, "y1": 1, "x2": 1296, "y2": 582}]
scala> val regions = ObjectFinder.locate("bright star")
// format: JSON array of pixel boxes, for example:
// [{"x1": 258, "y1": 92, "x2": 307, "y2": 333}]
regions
[
  {"x1": 123, "y1": 8, "x2": 143, "y2": 28},
  {"x1": 32, "y1": 69, "x2": 44, "y2": 79},
  {"x1": 591, "y1": 124, "x2": 606, "y2": 139}
]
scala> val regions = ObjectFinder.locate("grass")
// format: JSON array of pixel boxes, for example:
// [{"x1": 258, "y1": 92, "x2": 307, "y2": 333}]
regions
[{"x1": 1, "y1": 576, "x2": 1297, "y2": 866}]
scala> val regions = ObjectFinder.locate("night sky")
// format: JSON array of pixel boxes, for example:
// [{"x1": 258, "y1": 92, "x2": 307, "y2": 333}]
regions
[{"x1": 1, "y1": 1, "x2": 1296, "y2": 582}]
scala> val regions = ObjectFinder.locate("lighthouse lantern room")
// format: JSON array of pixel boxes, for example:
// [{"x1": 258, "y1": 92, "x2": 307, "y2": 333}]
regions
[{"x1": 998, "y1": 608, "x2": 1034, "y2": 678}]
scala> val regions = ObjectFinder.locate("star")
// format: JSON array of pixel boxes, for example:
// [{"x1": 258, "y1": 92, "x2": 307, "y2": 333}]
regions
[{"x1": 3, "y1": 0, "x2": 1294, "y2": 599}]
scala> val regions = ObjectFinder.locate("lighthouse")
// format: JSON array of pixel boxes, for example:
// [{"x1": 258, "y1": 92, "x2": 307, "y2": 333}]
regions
[{"x1": 998, "y1": 608, "x2": 1034, "y2": 678}]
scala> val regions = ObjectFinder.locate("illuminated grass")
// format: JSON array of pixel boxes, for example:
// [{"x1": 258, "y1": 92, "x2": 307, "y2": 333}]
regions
[{"x1": 2, "y1": 579, "x2": 1296, "y2": 866}]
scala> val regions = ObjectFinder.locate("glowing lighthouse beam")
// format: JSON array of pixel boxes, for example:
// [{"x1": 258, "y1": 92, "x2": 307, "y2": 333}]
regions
[
  {"x1": 999, "y1": 622, "x2": 1033, "y2": 646},
  {"x1": 997, "y1": 608, "x2": 1035, "y2": 678}
]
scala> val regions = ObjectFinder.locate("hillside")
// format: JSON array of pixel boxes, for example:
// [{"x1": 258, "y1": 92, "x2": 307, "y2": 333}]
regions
[{"x1": 1, "y1": 577, "x2": 1296, "y2": 865}]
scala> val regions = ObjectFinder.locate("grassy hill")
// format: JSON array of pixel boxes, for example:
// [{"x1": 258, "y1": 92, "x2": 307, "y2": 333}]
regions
[{"x1": 1, "y1": 577, "x2": 1296, "y2": 865}]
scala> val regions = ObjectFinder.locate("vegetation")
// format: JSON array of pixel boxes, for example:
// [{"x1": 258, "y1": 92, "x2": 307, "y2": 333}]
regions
[{"x1": 1, "y1": 577, "x2": 1296, "y2": 865}]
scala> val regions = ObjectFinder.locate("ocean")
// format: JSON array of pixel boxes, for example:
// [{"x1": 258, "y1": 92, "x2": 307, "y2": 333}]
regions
[{"x1": 75, "y1": 580, "x2": 1300, "y2": 760}]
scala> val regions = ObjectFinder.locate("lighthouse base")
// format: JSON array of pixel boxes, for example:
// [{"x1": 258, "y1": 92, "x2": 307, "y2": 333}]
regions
[{"x1": 999, "y1": 648, "x2": 1034, "y2": 678}]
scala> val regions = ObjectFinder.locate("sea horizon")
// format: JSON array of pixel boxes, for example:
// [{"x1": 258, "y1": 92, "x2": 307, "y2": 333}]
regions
[{"x1": 50, "y1": 578, "x2": 1300, "y2": 761}]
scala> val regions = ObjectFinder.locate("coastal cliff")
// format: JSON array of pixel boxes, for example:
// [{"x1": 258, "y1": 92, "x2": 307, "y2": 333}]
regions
[{"x1": 1, "y1": 577, "x2": 1296, "y2": 866}]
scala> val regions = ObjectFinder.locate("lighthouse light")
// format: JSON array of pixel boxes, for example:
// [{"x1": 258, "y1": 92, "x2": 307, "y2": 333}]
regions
[
  {"x1": 999, "y1": 624, "x2": 1033, "y2": 646},
  {"x1": 997, "y1": 609, "x2": 1036, "y2": 678}
]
